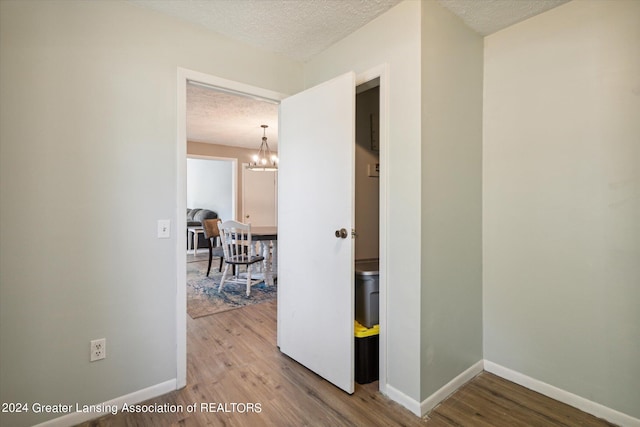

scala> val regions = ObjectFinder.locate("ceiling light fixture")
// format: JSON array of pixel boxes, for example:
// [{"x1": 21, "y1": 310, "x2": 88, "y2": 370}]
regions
[{"x1": 247, "y1": 125, "x2": 278, "y2": 171}]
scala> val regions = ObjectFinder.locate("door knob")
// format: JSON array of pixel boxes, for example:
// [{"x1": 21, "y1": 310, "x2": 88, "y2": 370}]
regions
[{"x1": 335, "y1": 228, "x2": 348, "y2": 239}]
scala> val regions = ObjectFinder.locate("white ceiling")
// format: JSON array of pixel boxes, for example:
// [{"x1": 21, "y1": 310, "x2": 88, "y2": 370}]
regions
[{"x1": 132, "y1": 0, "x2": 570, "y2": 148}]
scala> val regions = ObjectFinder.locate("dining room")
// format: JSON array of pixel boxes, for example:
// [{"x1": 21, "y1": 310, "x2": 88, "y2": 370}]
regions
[{"x1": 185, "y1": 81, "x2": 280, "y2": 318}]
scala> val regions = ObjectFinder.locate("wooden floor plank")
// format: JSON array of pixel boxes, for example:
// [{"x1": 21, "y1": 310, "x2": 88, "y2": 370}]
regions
[
  {"x1": 429, "y1": 373, "x2": 616, "y2": 427},
  {"x1": 462, "y1": 382, "x2": 564, "y2": 427},
  {"x1": 78, "y1": 300, "x2": 617, "y2": 427},
  {"x1": 434, "y1": 384, "x2": 531, "y2": 427},
  {"x1": 476, "y1": 373, "x2": 616, "y2": 426}
]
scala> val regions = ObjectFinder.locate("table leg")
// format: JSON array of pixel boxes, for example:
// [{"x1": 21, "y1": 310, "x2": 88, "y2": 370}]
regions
[
  {"x1": 271, "y1": 241, "x2": 277, "y2": 280},
  {"x1": 261, "y1": 241, "x2": 273, "y2": 287}
]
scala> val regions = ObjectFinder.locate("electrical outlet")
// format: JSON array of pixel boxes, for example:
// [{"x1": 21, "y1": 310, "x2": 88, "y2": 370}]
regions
[
  {"x1": 157, "y1": 219, "x2": 171, "y2": 238},
  {"x1": 90, "y1": 338, "x2": 106, "y2": 362}
]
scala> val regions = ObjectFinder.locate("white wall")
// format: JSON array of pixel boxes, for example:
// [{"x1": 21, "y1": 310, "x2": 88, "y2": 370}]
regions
[
  {"x1": 304, "y1": 0, "x2": 423, "y2": 403},
  {"x1": 0, "y1": 1, "x2": 302, "y2": 426},
  {"x1": 187, "y1": 158, "x2": 233, "y2": 220},
  {"x1": 420, "y1": 0, "x2": 484, "y2": 400},
  {"x1": 483, "y1": 0, "x2": 640, "y2": 419}
]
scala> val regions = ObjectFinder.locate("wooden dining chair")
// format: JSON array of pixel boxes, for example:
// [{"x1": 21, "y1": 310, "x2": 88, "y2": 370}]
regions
[
  {"x1": 217, "y1": 220, "x2": 265, "y2": 297},
  {"x1": 202, "y1": 218, "x2": 224, "y2": 277}
]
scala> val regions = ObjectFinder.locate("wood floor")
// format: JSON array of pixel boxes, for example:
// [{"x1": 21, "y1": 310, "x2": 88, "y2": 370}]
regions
[{"x1": 78, "y1": 300, "x2": 616, "y2": 427}]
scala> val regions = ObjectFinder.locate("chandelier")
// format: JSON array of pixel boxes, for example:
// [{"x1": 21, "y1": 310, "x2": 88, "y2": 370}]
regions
[{"x1": 247, "y1": 125, "x2": 278, "y2": 171}]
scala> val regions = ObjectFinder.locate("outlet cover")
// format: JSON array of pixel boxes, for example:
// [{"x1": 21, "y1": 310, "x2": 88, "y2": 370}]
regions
[{"x1": 90, "y1": 338, "x2": 106, "y2": 362}]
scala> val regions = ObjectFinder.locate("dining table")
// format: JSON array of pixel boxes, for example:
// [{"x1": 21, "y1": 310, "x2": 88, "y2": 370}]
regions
[{"x1": 248, "y1": 226, "x2": 277, "y2": 287}]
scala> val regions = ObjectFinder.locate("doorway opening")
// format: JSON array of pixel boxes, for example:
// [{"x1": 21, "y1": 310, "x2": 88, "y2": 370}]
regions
[
  {"x1": 355, "y1": 79, "x2": 380, "y2": 263},
  {"x1": 176, "y1": 68, "x2": 285, "y2": 388},
  {"x1": 176, "y1": 67, "x2": 388, "y2": 395},
  {"x1": 354, "y1": 78, "x2": 381, "y2": 386}
]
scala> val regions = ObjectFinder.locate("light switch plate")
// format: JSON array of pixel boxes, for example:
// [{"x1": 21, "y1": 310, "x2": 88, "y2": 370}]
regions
[
  {"x1": 367, "y1": 163, "x2": 380, "y2": 177},
  {"x1": 157, "y1": 219, "x2": 171, "y2": 238}
]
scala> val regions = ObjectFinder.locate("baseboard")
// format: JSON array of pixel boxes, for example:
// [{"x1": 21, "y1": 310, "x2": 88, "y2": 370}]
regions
[
  {"x1": 33, "y1": 379, "x2": 177, "y2": 427},
  {"x1": 484, "y1": 360, "x2": 640, "y2": 427},
  {"x1": 385, "y1": 360, "x2": 484, "y2": 418},
  {"x1": 384, "y1": 384, "x2": 422, "y2": 417},
  {"x1": 420, "y1": 360, "x2": 484, "y2": 416}
]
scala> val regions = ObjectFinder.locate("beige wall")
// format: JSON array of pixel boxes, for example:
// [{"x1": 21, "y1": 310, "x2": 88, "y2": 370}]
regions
[
  {"x1": 0, "y1": 1, "x2": 301, "y2": 426},
  {"x1": 420, "y1": 0, "x2": 484, "y2": 400},
  {"x1": 188, "y1": 141, "x2": 277, "y2": 221},
  {"x1": 483, "y1": 0, "x2": 640, "y2": 418}
]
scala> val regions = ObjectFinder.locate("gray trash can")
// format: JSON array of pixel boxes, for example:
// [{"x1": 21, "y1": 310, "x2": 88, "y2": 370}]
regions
[{"x1": 355, "y1": 260, "x2": 379, "y2": 328}]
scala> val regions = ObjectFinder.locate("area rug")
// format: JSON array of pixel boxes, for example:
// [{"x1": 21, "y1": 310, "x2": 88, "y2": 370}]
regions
[{"x1": 187, "y1": 257, "x2": 277, "y2": 319}]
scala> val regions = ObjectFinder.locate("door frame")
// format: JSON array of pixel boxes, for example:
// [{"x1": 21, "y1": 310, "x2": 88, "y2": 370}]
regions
[
  {"x1": 176, "y1": 67, "x2": 286, "y2": 388},
  {"x1": 175, "y1": 65, "x2": 389, "y2": 393}
]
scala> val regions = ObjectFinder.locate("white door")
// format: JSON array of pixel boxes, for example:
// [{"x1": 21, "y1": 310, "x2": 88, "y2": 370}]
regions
[
  {"x1": 242, "y1": 166, "x2": 277, "y2": 226},
  {"x1": 278, "y1": 72, "x2": 356, "y2": 393}
]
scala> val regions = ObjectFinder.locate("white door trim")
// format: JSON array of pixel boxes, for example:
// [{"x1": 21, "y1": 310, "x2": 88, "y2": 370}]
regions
[{"x1": 176, "y1": 67, "x2": 286, "y2": 388}]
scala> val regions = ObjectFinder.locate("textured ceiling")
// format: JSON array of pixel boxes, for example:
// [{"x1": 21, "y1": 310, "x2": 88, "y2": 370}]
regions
[
  {"x1": 437, "y1": 0, "x2": 570, "y2": 35},
  {"x1": 130, "y1": 0, "x2": 402, "y2": 62},
  {"x1": 139, "y1": 0, "x2": 571, "y2": 147},
  {"x1": 187, "y1": 83, "x2": 279, "y2": 149}
]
